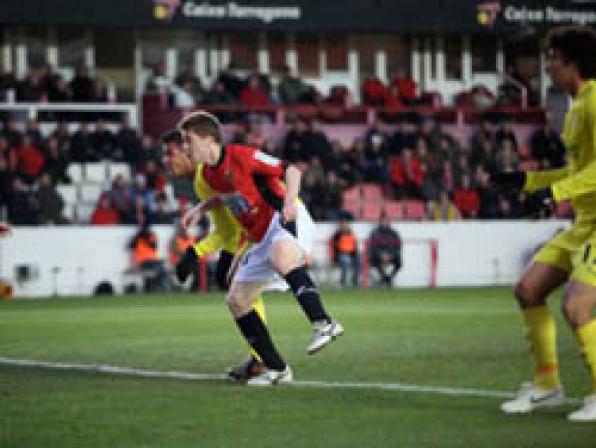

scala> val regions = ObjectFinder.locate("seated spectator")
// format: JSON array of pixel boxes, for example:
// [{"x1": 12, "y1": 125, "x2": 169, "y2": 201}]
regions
[
  {"x1": 142, "y1": 160, "x2": 167, "y2": 193},
  {"x1": 360, "y1": 133, "x2": 388, "y2": 184},
  {"x1": 52, "y1": 121, "x2": 71, "y2": 148},
  {"x1": 321, "y1": 171, "x2": 345, "y2": 220},
  {"x1": 25, "y1": 119, "x2": 43, "y2": 148},
  {"x1": 2, "y1": 117, "x2": 23, "y2": 148},
  {"x1": 130, "y1": 173, "x2": 154, "y2": 219},
  {"x1": 495, "y1": 139, "x2": 520, "y2": 172},
  {"x1": 474, "y1": 165, "x2": 500, "y2": 219},
  {"x1": 470, "y1": 84, "x2": 496, "y2": 109},
  {"x1": 48, "y1": 75, "x2": 71, "y2": 102},
  {"x1": 362, "y1": 76, "x2": 390, "y2": 106},
  {"x1": 116, "y1": 116, "x2": 140, "y2": 161},
  {"x1": 530, "y1": 122, "x2": 565, "y2": 169},
  {"x1": 278, "y1": 65, "x2": 311, "y2": 104},
  {"x1": 6, "y1": 177, "x2": 39, "y2": 225},
  {"x1": 36, "y1": 173, "x2": 68, "y2": 225},
  {"x1": 239, "y1": 74, "x2": 270, "y2": 107},
  {"x1": 430, "y1": 190, "x2": 459, "y2": 221},
  {"x1": 15, "y1": 135, "x2": 45, "y2": 184},
  {"x1": 453, "y1": 172, "x2": 480, "y2": 218},
  {"x1": 70, "y1": 122, "x2": 96, "y2": 162},
  {"x1": 69, "y1": 65, "x2": 95, "y2": 102},
  {"x1": 390, "y1": 148, "x2": 424, "y2": 199},
  {"x1": 171, "y1": 80, "x2": 196, "y2": 108},
  {"x1": 43, "y1": 136, "x2": 70, "y2": 184},
  {"x1": 495, "y1": 122, "x2": 518, "y2": 152},
  {"x1": 128, "y1": 223, "x2": 171, "y2": 292},
  {"x1": 175, "y1": 67, "x2": 204, "y2": 103},
  {"x1": 325, "y1": 85, "x2": 352, "y2": 107},
  {"x1": 368, "y1": 215, "x2": 402, "y2": 288},
  {"x1": 391, "y1": 68, "x2": 417, "y2": 105},
  {"x1": 89, "y1": 118, "x2": 116, "y2": 160},
  {"x1": 390, "y1": 121, "x2": 417, "y2": 156},
  {"x1": 331, "y1": 218, "x2": 360, "y2": 287},
  {"x1": 109, "y1": 174, "x2": 133, "y2": 220},
  {"x1": 203, "y1": 81, "x2": 237, "y2": 105},
  {"x1": 90, "y1": 193, "x2": 120, "y2": 225},
  {"x1": 303, "y1": 119, "x2": 334, "y2": 167},
  {"x1": 92, "y1": 77, "x2": 109, "y2": 102},
  {"x1": 17, "y1": 68, "x2": 47, "y2": 102},
  {"x1": 216, "y1": 62, "x2": 244, "y2": 100}
]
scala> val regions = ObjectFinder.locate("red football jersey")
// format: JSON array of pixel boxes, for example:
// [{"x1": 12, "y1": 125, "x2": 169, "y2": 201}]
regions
[{"x1": 202, "y1": 144, "x2": 286, "y2": 242}]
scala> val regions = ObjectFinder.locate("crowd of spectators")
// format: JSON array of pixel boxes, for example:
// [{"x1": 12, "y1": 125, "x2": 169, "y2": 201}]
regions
[
  {"x1": 229, "y1": 115, "x2": 566, "y2": 221},
  {"x1": 0, "y1": 108, "x2": 566, "y2": 226},
  {"x1": 0, "y1": 65, "x2": 111, "y2": 103},
  {"x1": 0, "y1": 115, "x2": 181, "y2": 226}
]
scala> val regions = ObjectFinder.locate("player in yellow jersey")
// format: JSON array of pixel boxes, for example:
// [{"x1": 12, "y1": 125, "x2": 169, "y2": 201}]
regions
[
  {"x1": 162, "y1": 130, "x2": 267, "y2": 381},
  {"x1": 493, "y1": 26, "x2": 596, "y2": 421}
]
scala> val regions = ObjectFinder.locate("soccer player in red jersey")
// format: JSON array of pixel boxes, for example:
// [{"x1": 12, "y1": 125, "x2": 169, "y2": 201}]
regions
[{"x1": 177, "y1": 111, "x2": 343, "y2": 385}]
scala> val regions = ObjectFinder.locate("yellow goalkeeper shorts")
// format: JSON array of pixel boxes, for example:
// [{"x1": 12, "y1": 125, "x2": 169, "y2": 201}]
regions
[{"x1": 533, "y1": 221, "x2": 596, "y2": 287}]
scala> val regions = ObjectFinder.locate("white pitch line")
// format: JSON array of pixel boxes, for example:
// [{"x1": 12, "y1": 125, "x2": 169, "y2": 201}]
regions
[{"x1": 0, "y1": 356, "x2": 581, "y2": 404}]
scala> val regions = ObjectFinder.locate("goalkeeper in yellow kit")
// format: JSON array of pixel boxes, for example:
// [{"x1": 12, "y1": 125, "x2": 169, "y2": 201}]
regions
[
  {"x1": 493, "y1": 26, "x2": 596, "y2": 421},
  {"x1": 162, "y1": 129, "x2": 267, "y2": 381}
]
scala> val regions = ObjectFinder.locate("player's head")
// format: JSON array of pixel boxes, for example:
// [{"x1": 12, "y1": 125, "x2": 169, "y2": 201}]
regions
[
  {"x1": 178, "y1": 110, "x2": 223, "y2": 165},
  {"x1": 546, "y1": 25, "x2": 596, "y2": 91},
  {"x1": 162, "y1": 129, "x2": 194, "y2": 178}
]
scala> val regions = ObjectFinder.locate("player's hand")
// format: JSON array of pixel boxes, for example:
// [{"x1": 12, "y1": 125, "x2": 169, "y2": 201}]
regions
[
  {"x1": 282, "y1": 201, "x2": 297, "y2": 224},
  {"x1": 181, "y1": 204, "x2": 204, "y2": 231},
  {"x1": 175, "y1": 247, "x2": 198, "y2": 283},
  {"x1": 524, "y1": 188, "x2": 554, "y2": 218},
  {"x1": 491, "y1": 171, "x2": 526, "y2": 189}
]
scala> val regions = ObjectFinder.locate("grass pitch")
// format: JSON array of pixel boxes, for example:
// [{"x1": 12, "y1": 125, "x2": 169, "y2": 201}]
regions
[{"x1": 1, "y1": 288, "x2": 595, "y2": 447}]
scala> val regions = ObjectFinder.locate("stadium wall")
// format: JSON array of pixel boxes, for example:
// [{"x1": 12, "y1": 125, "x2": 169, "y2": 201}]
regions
[{"x1": 1, "y1": 220, "x2": 569, "y2": 298}]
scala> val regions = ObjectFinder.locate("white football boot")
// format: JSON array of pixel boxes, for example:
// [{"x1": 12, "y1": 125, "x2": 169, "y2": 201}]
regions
[
  {"x1": 500, "y1": 382, "x2": 565, "y2": 414},
  {"x1": 307, "y1": 320, "x2": 344, "y2": 355},
  {"x1": 246, "y1": 365, "x2": 293, "y2": 386},
  {"x1": 568, "y1": 393, "x2": 596, "y2": 422}
]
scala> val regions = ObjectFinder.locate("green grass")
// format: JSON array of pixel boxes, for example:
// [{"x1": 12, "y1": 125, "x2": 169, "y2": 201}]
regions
[{"x1": 1, "y1": 288, "x2": 595, "y2": 447}]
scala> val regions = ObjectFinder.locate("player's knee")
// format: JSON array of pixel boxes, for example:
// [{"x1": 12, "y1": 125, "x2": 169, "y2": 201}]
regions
[
  {"x1": 561, "y1": 297, "x2": 588, "y2": 327},
  {"x1": 514, "y1": 279, "x2": 542, "y2": 307},
  {"x1": 272, "y1": 239, "x2": 302, "y2": 274},
  {"x1": 226, "y1": 289, "x2": 249, "y2": 316}
]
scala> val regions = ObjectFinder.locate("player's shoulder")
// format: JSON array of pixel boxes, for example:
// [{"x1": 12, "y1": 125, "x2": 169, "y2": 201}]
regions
[{"x1": 226, "y1": 144, "x2": 258, "y2": 159}]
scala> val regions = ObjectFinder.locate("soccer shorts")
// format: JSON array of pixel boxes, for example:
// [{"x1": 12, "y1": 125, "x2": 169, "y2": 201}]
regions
[
  {"x1": 533, "y1": 221, "x2": 596, "y2": 287},
  {"x1": 233, "y1": 201, "x2": 315, "y2": 290}
]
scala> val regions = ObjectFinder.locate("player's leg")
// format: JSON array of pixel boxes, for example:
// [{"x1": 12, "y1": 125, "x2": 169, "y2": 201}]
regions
[
  {"x1": 501, "y1": 257, "x2": 569, "y2": 414},
  {"x1": 272, "y1": 237, "x2": 343, "y2": 354},
  {"x1": 217, "y1": 250, "x2": 268, "y2": 380},
  {"x1": 564, "y1": 240, "x2": 596, "y2": 421},
  {"x1": 227, "y1": 280, "x2": 292, "y2": 385}
]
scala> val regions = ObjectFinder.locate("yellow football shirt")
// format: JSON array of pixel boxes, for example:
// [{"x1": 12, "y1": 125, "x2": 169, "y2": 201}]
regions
[
  {"x1": 191, "y1": 163, "x2": 243, "y2": 257},
  {"x1": 525, "y1": 79, "x2": 596, "y2": 223}
]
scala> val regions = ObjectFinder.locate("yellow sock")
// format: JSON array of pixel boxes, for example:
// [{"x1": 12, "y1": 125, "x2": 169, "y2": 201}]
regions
[
  {"x1": 247, "y1": 295, "x2": 267, "y2": 362},
  {"x1": 523, "y1": 305, "x2": 561, "y2": 389},
  {"x1": 576, "y1": 319, "x2": 596, "y2": 393}
]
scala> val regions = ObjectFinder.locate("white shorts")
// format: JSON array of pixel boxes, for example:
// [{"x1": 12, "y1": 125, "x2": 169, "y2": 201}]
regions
[{"x1": 233, "y1": 201, "x2": 315, "y2": 291}]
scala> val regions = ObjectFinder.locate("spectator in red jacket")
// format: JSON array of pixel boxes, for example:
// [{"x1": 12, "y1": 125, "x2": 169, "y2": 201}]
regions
[
  {"x1": 453, "y1": 172, "x2": 480, "y2": 218},
  {"x1": 390, "y1": 148, "x2": 424, "y2": 198},
  {"x1": 361, "y1": 76, "x2": 390, "y2": 106},
  {"x1": 91, "y1": 193, "x2": 121, "y2": 225},
  {"x1": 15, "y1": 135, "x2": 45, "y2": 184},
  {"x1": 391, "y1": 68, "x2": 417, "y2": 105},
  {"x1": 239, "y1": 74, "x2": 270, "y2": 107}
]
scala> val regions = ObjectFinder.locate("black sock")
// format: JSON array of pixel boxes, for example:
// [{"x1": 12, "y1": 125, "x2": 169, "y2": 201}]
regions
[
  {"x1": 235, "y1": 311, "x2": 286, "y2": 371},
  {"x1": 284, "y1": 266, "x2": 330, "y2": 323}
]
